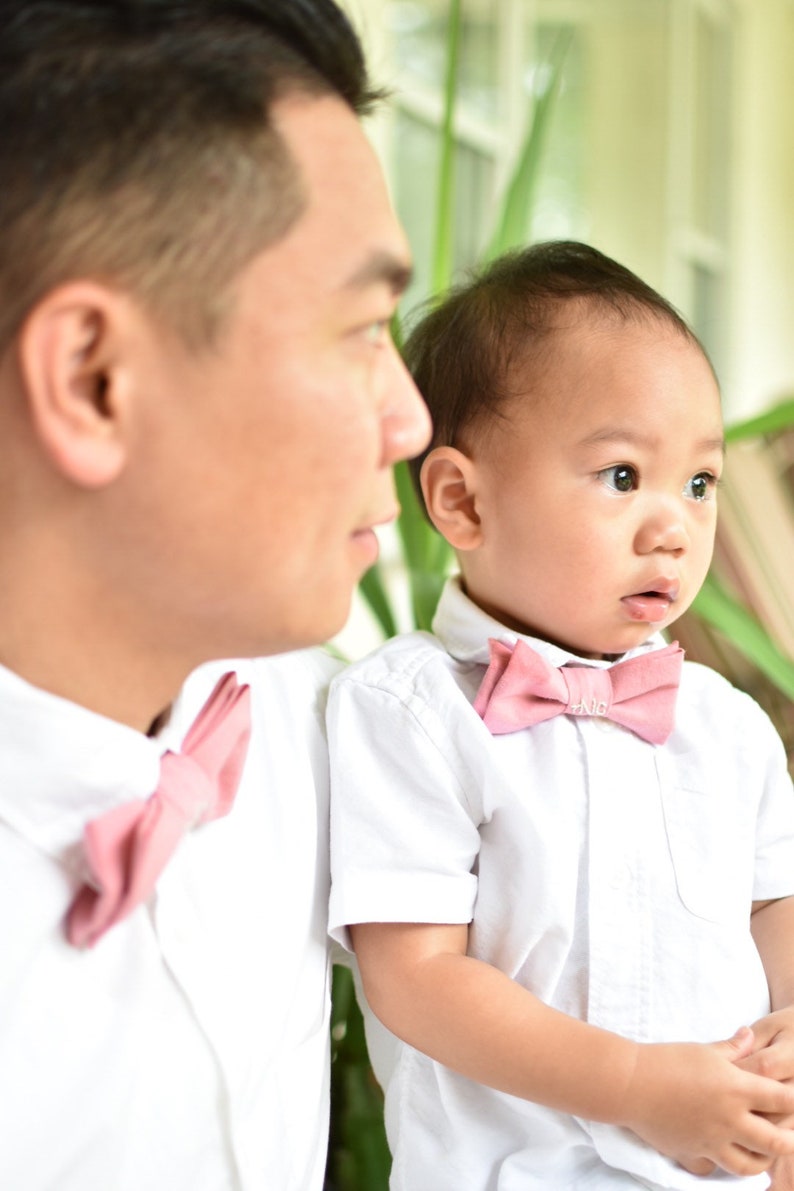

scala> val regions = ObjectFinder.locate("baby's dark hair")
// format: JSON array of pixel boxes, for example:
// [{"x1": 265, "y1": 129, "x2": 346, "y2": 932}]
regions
[{"x1": 404, "y1": 240, "x2": 707, "y2": 514}]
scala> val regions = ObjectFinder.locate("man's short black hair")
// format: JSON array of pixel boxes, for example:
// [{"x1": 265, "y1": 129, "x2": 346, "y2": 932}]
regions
[{"x1": 0, "y1": 0, "x2": 382, "y2": 348}]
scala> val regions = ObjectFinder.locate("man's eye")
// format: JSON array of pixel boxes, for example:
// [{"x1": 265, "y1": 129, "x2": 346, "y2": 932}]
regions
[
  {"x1": 362, "y1": 320, "x2": 389, "y2": 346},
  {"x1": 684, "y1": 472, "x2": 718, "y2": 502},
  {"x1": 598, "y1": 464, "x2": 638, "y2": 493}
]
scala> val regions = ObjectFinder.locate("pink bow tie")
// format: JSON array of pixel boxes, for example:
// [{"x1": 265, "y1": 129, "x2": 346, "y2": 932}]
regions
[
  {"x1": 474, "y1": 639, "x2": 683, "y2": 745},
  {"x1": 66, "y1": 671, "x2": 252, "y2": 949}
]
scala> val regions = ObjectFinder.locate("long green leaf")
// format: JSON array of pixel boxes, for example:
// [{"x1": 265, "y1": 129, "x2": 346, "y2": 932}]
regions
[
  {"x1": 358, "y1": 564, "x2": 398, "y2": 640},
  {"x1": 692, "y1": 572, "x2": 794, "y2": 699},
  {"x1": 393, "y1": 461, "x2": 453, "y2": 628},
  {"x1": 393, "y1": 460, "x2": 432, "y2": 571},
  {"x1": 724, "y1": 397, "x2": 794, "y2": 443},
  {"x1": 431, "y1": 0, "x2": 462, "y2": 296},
  {"x1": 485, "y1": 27, "x2": 573, "y2": 261},
  {"x1": 328, "y1": 965, "x2": 390, "y2": 1189}
]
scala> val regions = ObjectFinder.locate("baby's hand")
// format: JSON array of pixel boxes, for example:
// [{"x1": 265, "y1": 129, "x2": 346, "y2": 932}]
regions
[
  {"x1": 753, "y1": 1014, "x2": 794, "y2": 1191},
  {"x1": 619, "y1": 1027, "x2": 794, "y2": 1178},
  {"x1": 770, "y1": 1156, "x2": 794, "y2": 1191},
  {"x1": 738, "y1": 1008, "x2": 794, "y2": 1099}
]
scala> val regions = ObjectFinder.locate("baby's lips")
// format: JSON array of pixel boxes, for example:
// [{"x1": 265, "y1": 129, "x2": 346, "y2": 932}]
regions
[{"x1": 620, "y1": 592, "x2": 674, "y2": 623}]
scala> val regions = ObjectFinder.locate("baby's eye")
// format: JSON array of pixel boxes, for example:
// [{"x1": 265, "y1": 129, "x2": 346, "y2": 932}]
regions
[
  {"x1": 598, "y1": 464, "x2": 638, "y2": 493},
  {"x1": 684, "y1": 472, "x2": 718, "y2": 502}
]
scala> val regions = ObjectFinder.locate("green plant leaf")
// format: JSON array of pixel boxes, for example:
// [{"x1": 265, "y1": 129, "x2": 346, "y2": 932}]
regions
[
  {"x1": 724, "y1": 397, "x2": 794, "y2": 443},
  {"x1": 692, "y1": 572, "x2": 794, "y2": 699},
  {"x1": 484, "y1": 27, "x2": 573, "y2": 262},
  {"x1": 431, "y1": 0, "x2": 462, "y2": 296},
  {"x1": 408, "y1": 566, "x2": 450, "y2": 631},
  {"x1": 327, "y1": 965, "x2": 391, "y2": 1189},
  {"x1": 393, "y1": 460, "x2": 433, "y2": 572},
  {"x1": 393, "y1": 461, "x2": 453, "y2": 629},
  {"x1": 358, "y1": 564, "x2": 398, "y2": 640}
]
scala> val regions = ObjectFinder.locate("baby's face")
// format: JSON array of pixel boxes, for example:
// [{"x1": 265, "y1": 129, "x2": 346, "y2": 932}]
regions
[{"x1": 461, "y1": 315, "x2": 723, "y2": 658}]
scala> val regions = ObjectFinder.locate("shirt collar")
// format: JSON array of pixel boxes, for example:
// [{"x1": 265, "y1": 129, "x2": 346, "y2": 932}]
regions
[
  {"x1": 432, "y1": 575, "x2": 669, "y2": 670},
  {"x1": 0, "y1": 663, "x2": 165, "y2": 864}
]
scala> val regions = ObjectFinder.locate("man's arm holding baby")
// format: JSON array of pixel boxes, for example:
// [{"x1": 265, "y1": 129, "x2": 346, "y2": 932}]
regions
[{"x1": 352, "y1": 920, "x2": 794, "y2": 1179}]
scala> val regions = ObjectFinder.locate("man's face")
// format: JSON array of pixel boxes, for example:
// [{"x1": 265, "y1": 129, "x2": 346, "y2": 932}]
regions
[
  {"x1": 460, "y1": 315, "x2": 723, "y2": 658},
  {"x1": 119, "y1": 94, "x2": 431, "y2": 661}
]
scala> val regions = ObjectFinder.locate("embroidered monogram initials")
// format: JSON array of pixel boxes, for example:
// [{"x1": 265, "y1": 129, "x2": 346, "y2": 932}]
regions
[{"x1": 569, "y1": 699, "x2": 609, "y2": 716}]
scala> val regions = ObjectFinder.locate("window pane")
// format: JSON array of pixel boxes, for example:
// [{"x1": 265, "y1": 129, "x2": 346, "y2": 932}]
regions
[
  {"x1": 526, "y1": 22, "x2": 586, "y2": 244},
  {"x1": 693, "y1": 9, "x2": 731, "y2": 238},
  {"x1": 391, "y1": 108, "x2": 494, "y2": 314},
  {"x1": 388, "y1": 0, "x2": 501, "y2": 120}
]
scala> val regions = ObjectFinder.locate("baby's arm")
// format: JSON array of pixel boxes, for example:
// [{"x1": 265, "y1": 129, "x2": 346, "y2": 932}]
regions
[
  {"x1": 741, "y1": 897, "x2": 794, "y2": 1081},
  {"x1": 736, "y1": 897, "x2": 794, "y2": 1190},
  {"x1": 353, "y1": 920, "x2": 794, "y2": 1178}
]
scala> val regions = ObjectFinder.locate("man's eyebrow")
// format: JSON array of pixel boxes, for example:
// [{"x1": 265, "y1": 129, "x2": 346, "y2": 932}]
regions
[
  {"x1": 341, "y1": 250, "x2": 413, "y2": 296},
  {"x1": 577, "y1": 427, "x2": 726, "y2": 454}
]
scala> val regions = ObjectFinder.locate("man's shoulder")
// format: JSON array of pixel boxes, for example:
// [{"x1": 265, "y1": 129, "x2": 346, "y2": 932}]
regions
[{"x1": 180, "y1": 647, "x2": 342, "y2": 728}]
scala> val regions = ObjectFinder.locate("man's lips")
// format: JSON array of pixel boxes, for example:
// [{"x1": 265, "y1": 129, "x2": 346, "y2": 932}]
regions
[
  {"x1": 353, "y1": 505, "x2": 401, "y2": 538},
  {"x1": 350, "y1": 506, "x2": 401, "y2": 565},
  {"x1": 621, "y1": 582, "x2": 679, "y2": 623}
]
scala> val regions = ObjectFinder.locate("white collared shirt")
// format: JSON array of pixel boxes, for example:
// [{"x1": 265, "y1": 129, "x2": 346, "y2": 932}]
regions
[
  {"x1": 0, "y1": 648, "x2": 340, "y2": 1191},
  {"x1": 328, "y1": 577, "x2": 794, "y2": 1190}
]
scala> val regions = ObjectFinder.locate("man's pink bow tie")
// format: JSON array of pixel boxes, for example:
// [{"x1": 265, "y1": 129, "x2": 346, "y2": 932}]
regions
[
  {"x1": 474, "y1": 639, "x2": 683, "y2": 745},
  {"x1": 66, "y1": 671, "x2": 252, "y2": 949}
]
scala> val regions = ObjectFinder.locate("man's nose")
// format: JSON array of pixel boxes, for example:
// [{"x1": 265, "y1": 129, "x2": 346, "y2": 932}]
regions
[{"x1": 380, "y1": 347, "x2": 432, "y2": 468}]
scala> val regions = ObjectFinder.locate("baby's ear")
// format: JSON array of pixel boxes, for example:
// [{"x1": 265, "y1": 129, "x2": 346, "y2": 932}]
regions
[{"x1": 420, "y1": 446, "x2": 483, "y2": 550}]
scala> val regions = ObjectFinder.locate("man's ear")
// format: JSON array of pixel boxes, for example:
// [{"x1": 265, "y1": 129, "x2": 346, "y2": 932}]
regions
[
  {"x1": 420, "y1": 446, "x2": 484, "y2": 551},
  {"x1": 17, "y1": 282, "x2": 131, "y2": 488}
]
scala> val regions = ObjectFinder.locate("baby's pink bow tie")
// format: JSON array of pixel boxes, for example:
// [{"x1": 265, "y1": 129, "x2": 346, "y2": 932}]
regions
[
  {"x1": 474, "y1": 639, "x2": 683, "y2": 745},
  {"x1": 66, "y1": 671, "x2": 252, "y2": 949}
]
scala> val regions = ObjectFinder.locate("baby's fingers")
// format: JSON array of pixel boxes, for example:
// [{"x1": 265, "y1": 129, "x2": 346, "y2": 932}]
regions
[
  {"x1": 728, "y1": 1113, "x2": 794, "y2": 1167},
  {"x1": 676, "y1": 1156, "x2": 716, "y2": 1175},
  {"x1": 741, "y1": 1047, "x2": 794, "y2": 1084},
  {"x1": 745, "y1": 1074, "x2": 794, "y2": 1120},
  {"x1": 714, "y1": 1145, "x2": 774, "y2": 1180}
]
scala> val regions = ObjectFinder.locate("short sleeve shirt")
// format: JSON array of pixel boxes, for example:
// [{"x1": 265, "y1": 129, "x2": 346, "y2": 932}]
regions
[{"x1": 328, "y1": 578, "x2": 794, "y2": 1190}]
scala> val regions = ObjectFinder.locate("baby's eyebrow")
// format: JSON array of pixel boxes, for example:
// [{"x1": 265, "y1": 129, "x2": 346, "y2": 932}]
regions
[
  {"x1": 577, "y1": 427, "x2": 725, "y2": 454},
  {"x1": 697, "y1": 435, "x2": 727, "y2": 455},
  {"x1": 577, "y1": 427, "x2": 644, "y2": 449}
]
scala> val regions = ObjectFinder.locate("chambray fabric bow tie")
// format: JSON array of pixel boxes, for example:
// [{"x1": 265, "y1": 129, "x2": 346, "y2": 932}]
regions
[
  {"x1": 66, "y1": 671, "x2": 252, "y2": 949},
  {"x1": 474, "y1": 639, "x2": 683, "y2": 746}
]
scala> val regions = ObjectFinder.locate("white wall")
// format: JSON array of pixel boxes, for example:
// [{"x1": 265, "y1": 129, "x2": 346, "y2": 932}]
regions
[{"x1": 727, "y1": 0, "x2": 794, "y2": 419}]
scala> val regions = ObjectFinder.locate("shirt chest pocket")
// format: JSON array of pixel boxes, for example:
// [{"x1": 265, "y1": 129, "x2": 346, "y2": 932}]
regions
[{"x1": 657, "y1": 757, "x2": 756, "y2": 925}]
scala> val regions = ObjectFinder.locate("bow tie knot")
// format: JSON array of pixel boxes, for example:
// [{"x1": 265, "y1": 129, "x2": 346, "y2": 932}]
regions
[
  {"x1": 474, "y1": 638, "x2": 683, "y2": 745},
  {"x1": 156, "y1": 753, "x2": 218, "y2": 828},
  {"x1": 560, "y1": 666, "x2": 613, "y2": 718},
  {"x1": 66, "y1": 671, "x2": 252, "y2": 949}
]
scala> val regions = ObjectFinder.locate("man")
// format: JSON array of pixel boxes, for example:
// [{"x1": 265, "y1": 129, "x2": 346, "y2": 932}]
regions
[{"x1": 0, "y1": 2, "x2": 430, "y2": 1187}]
